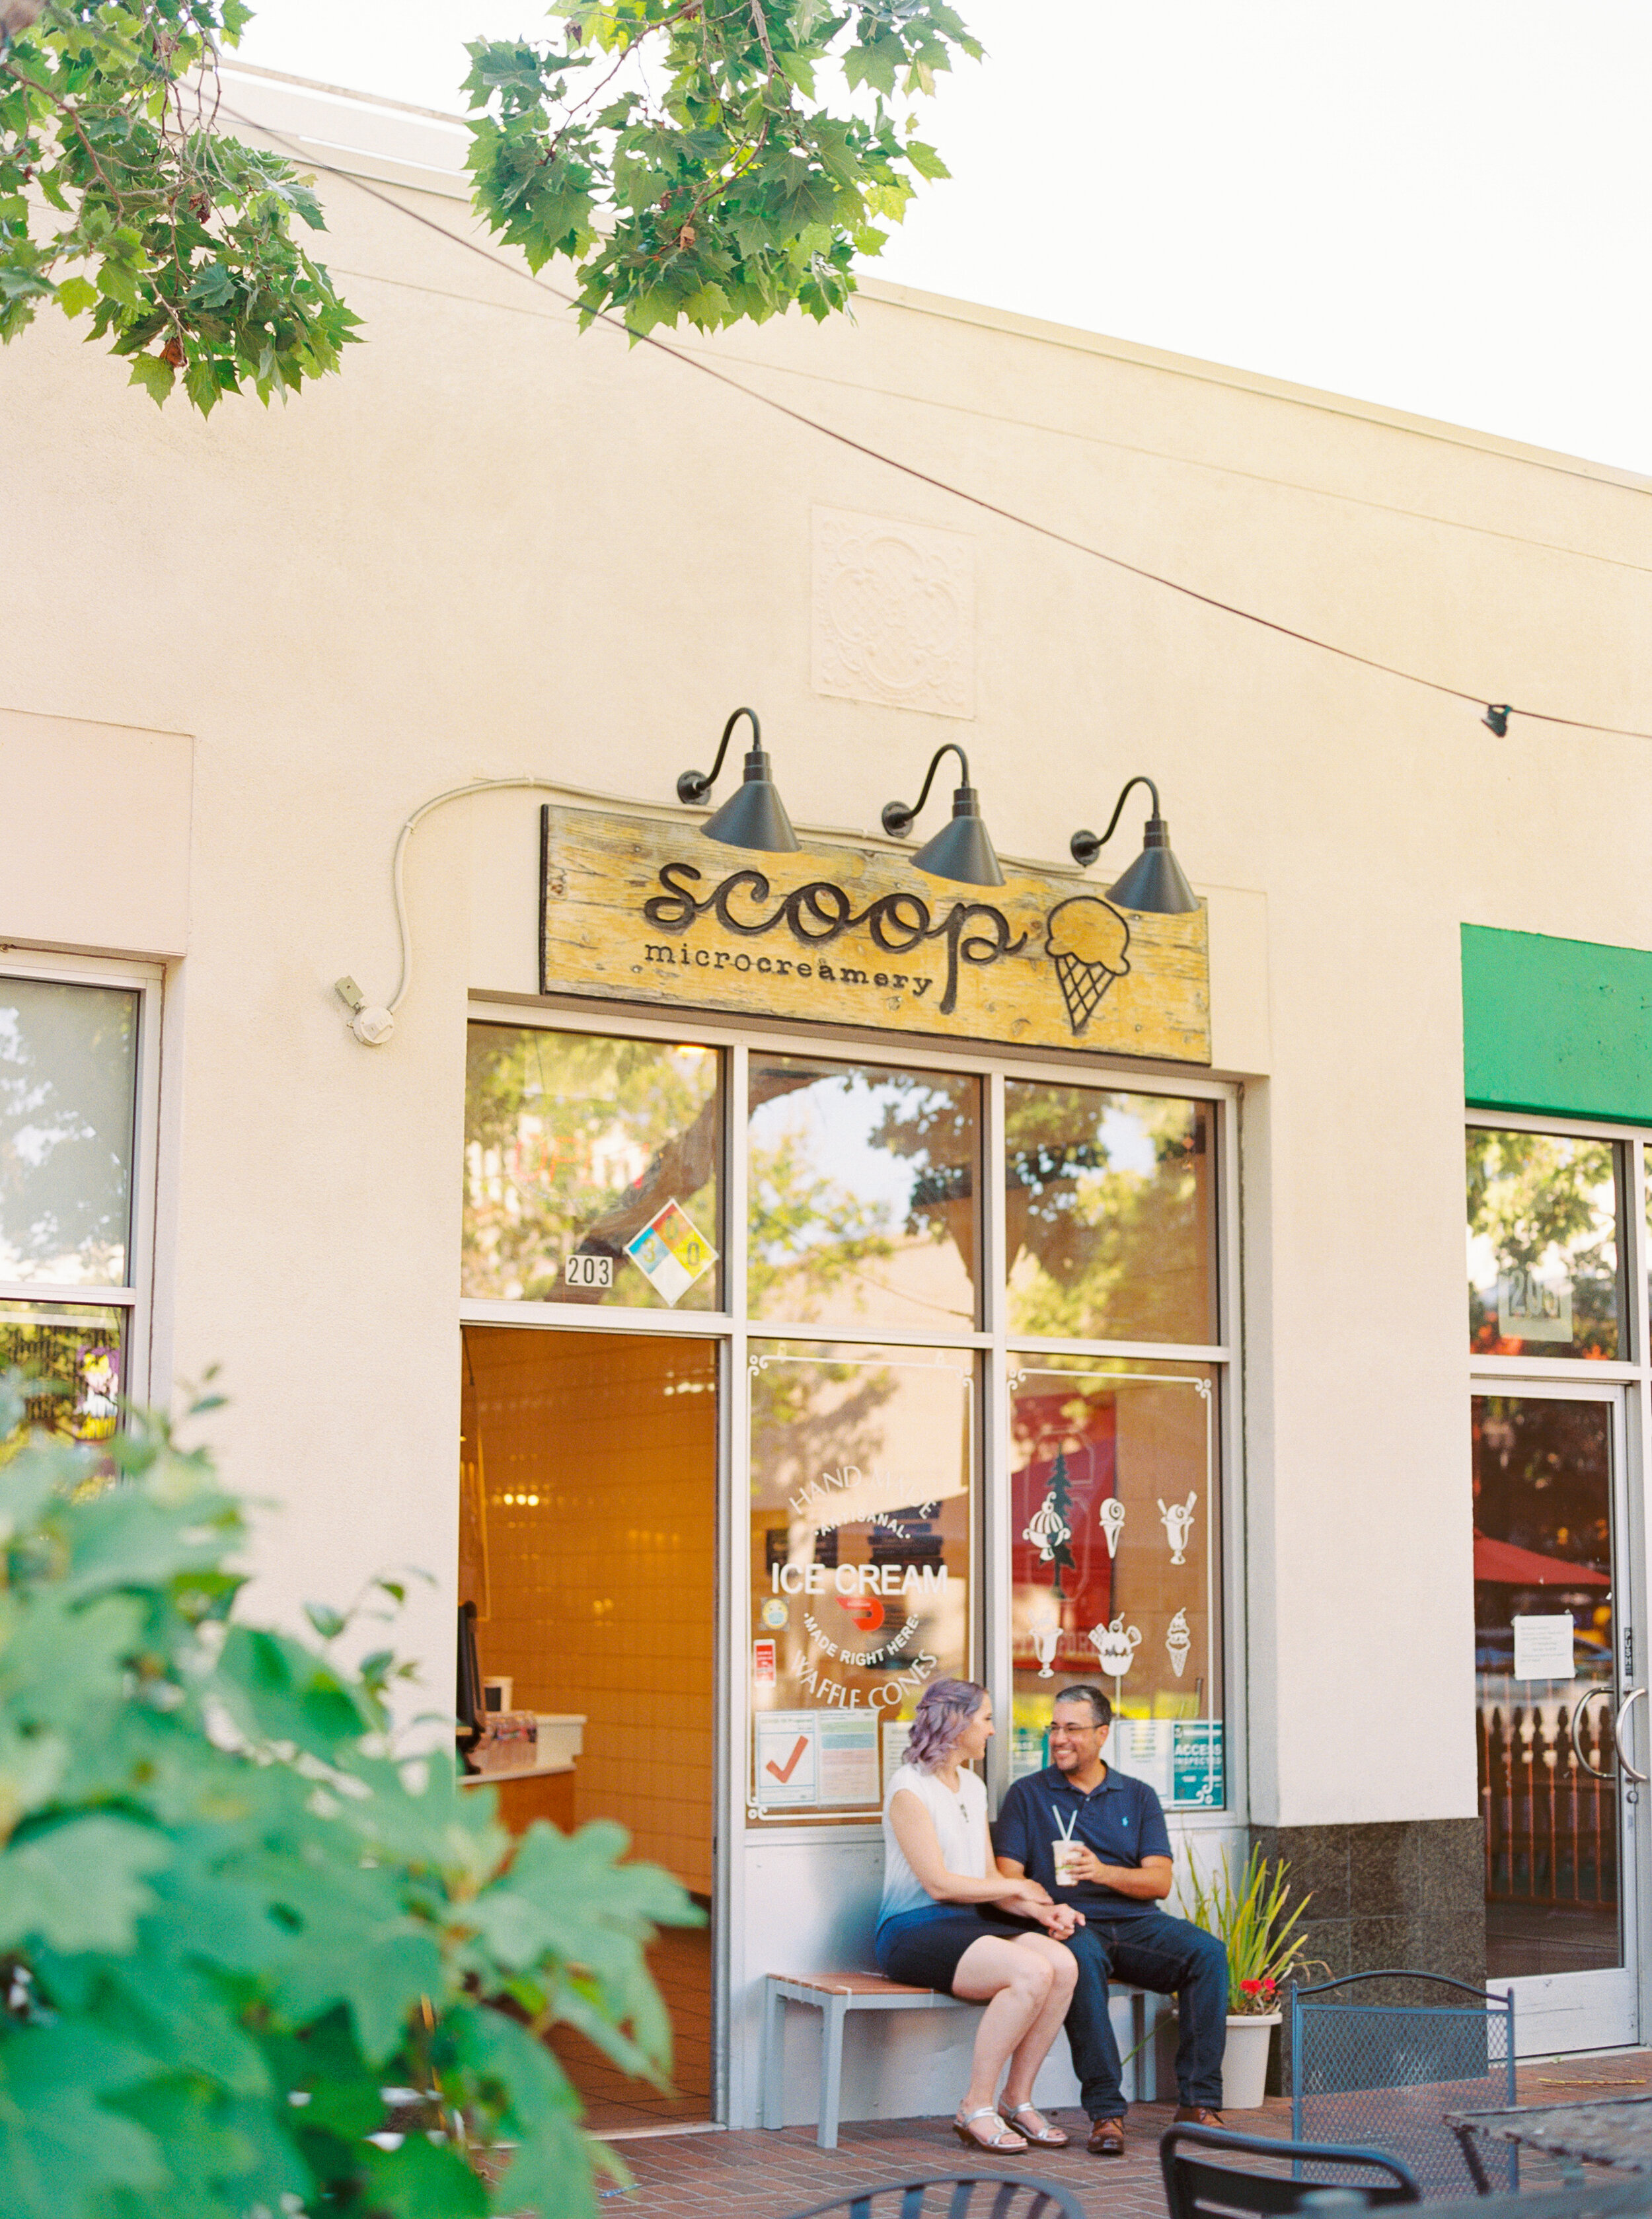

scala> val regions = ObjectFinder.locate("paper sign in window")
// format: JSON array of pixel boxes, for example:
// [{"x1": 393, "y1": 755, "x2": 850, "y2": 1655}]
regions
[
  {"x1": 755, "y1": 1711, "x2": 818, "y2": 1807},
  {"x1": 1513, "y1": 1613, "x2": 1575, "y2": 1680},
  {"x1": 817, "y1": 1713, "x2": 880, "y2": 1805}
]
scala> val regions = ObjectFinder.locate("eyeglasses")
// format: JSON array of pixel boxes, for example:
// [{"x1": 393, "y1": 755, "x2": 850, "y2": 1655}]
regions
[{"x1": 1049, "y1": 1722, "x2": 1102, "y2": 1737}]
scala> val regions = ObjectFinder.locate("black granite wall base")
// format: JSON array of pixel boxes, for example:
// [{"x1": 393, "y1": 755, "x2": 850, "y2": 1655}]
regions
[{"x1": 1248, "y1": 1819, "x2": 1485, "y2": 2093}]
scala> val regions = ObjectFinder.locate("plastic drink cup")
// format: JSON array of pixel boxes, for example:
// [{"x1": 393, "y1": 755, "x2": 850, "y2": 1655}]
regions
[{"x1": 1051, "y1": 1838, "x2": 1084, "y2": 1886}]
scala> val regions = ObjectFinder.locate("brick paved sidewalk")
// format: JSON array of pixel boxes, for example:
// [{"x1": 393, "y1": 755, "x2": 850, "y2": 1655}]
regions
[
  {"x1": 597, "y1": 2051, "x2": 1652, "y2": 2219},
  {"x1": 599, "y1": 2095, "x2": 1294, "y2": 2219}
]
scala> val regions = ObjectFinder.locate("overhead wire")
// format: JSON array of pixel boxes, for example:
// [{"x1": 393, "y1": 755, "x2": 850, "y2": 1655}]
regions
[{"x1": 219, "y1": 104, "x2": 1652, "y2": 746}]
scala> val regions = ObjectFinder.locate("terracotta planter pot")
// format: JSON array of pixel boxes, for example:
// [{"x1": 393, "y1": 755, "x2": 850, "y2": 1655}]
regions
[{"x1": 1221, "y1": 2011, "x2": 1280, "y2": 2109}]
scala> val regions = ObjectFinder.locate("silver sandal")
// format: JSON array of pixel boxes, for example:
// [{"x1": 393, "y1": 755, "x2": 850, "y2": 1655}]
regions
[
  {"x1": 953, "y1": 2105, "x2": 1028, "y2": 2154},
  {"x1": 998, "y1": 2101, "x2": 1069, "y2": 2148}
]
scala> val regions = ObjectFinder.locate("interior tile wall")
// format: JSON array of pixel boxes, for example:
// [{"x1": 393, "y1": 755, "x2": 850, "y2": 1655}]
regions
[{"x1": 461, "y1": 1326, "x2": 718, "y2": 1897}]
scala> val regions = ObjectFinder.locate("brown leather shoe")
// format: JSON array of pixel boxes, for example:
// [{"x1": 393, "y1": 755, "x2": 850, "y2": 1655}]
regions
[
  {"x1": 1174, "y1": 2105, "x2": 1224, "y2": 2126},
  {"x1": 1087, "y1": 2117, "x2": 1126, "y2": 2156}
]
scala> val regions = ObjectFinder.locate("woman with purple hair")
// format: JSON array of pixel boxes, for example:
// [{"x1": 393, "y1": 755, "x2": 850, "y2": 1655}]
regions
[{"x1": 877, "y1": 1678, "x2": 1082, "y2": 2155}]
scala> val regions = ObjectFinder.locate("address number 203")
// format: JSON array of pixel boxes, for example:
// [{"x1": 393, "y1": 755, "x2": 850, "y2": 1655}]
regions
[{"x1": 564, "y1": 1253, "x2": 613, "y2": 1290}]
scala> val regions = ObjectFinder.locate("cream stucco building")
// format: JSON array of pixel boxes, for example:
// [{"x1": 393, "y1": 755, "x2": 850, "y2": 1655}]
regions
[{"x1": 2, "y1": 63, "x2": 1650, "y2": 2131}]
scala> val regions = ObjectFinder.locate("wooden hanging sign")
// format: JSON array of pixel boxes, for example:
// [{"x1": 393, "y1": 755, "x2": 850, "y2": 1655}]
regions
[{"x1": 540, "y1": 807, "x2": 1211, "y2": 1064}]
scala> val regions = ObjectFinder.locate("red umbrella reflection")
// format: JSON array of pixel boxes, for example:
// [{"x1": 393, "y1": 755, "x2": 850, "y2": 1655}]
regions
[{"x1": 1472, "y1": 1530, "x2": 1608, "y2": 1586}]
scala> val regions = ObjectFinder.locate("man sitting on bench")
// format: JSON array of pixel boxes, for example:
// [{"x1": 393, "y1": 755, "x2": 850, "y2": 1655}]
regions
[{"x1": 993, "y1": 1682, "x2": 1228, "y2": 2158}]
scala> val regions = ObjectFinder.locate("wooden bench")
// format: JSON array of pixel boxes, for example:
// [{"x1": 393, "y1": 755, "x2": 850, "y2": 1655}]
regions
[{"x1": 762, "y1": 1971, "x2": 1157, "y2": 2150}]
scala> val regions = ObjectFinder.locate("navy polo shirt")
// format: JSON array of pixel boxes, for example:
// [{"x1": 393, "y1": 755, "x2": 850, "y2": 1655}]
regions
[{"x1": 993, "y1": 1763, "x2": 1173, "y2": 1921}]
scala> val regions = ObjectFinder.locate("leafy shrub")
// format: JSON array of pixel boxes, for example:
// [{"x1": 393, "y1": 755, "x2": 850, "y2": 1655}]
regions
[{"x1": 0, "y1": 1379, "x2": 696, "y2": 2217}]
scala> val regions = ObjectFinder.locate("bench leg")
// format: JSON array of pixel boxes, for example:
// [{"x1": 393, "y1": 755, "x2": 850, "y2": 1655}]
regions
[
  {"x1": 1137, "y1": 1991, "x2": 1157, "y2": 2103},
  {"x1": 761, "y1": 1983, "x2": 785, "y2": 2130},
  {"x1": 817, "y1": 1993, "x2": 847, "y2": 2151}
]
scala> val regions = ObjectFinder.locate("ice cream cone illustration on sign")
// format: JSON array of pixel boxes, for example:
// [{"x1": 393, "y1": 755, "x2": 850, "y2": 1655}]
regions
[
  {"x1": 1043, "y1": 897, "x2": 1131, "y2": 1035},
  {"x1": 1098, "y1": 1496, "x2": 1125, "y2": 1560},
  {"x1": 1158, "y1": 1491, "x2": 1197, "y2": 1565},
  {"x1": 1165, "y1": 1608, "x2": 1191, "y2": 1678},
  {"x1": 1089, "y1": 1615, "x2": 1142, "y2": 1678}
]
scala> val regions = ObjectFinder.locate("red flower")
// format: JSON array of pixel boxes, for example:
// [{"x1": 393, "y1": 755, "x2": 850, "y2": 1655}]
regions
[{"x1": 1240, "y1": 1979, "x2": 1265, "y2": 1995}]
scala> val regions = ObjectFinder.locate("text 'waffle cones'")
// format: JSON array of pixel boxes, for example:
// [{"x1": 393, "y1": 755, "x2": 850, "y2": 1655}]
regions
[{"x1": 1053, "y1": 949, "x2": 1109, "y2": 1033}]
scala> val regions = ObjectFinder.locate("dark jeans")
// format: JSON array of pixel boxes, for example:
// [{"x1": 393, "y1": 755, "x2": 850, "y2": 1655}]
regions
[{"x1": 1061, "y1": 1912, "x2": 1228, "y2": 2119}]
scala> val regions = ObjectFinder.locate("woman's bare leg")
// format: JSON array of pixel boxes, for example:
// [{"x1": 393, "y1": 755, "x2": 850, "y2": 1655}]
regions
[
  {"x1": 999, "y1": 1934, "x2": 1079, "y2": 2128},
  {"x1": 950, "y1": 1936, "x2": 1055, "y2": 2138}
]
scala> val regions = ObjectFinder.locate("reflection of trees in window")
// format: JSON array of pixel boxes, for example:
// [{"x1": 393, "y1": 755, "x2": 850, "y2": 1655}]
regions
[
  {"x1": 1000, "y1": 1088, "x2": 1213, "y2": 1343},
  {"x1": 0, "y1": 985, "x2": 136, "y2": 1283},
  {"x1": 1466, "y1": 1130, "x2": 1620, "y2": 1357},
  {"x1": 747, "y1": 1129, "x2": 896, "y2": 1317},
  {"x1": 462, "y1": 1028, "x2": 724, "y2": 1302},
  {"x1": 749, "y1": 1063, "x2": 976, "y2": 1321}
]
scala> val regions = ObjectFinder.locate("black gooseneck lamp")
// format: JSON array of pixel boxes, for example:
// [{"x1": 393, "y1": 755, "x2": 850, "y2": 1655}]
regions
[
  {"x1": 675, "y1": 706, "x2": 799, "y2": 853},
  {"x1": 1069, "y1": 776, "x2": 1199, "y2": 915},
  {"x1": 881, "y1": 742, "x2": 1005, "y2": 888}
]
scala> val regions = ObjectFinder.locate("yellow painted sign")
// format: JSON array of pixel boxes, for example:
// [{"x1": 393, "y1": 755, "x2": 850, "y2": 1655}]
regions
[{"x1": 540, "y1": 808, "x2": 1210, "y2": 1063}]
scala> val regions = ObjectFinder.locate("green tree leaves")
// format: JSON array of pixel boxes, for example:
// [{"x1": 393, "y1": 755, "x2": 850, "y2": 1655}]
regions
[
  {"x1": 1, "y1": 1, "x2": 975, "y2": 410},
  {"x1": 0, "y1": 1, "x2": 358, "y2": 412},
  {"x1": 463, "y1": 0, "x2": 981, "y2": 336},
  {"x1": 0, "y1": 1380, "x2": 698, "y2": 2216}
]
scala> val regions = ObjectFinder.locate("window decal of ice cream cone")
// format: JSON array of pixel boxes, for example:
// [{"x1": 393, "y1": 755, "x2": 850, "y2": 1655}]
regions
[
  {"x1": 1166, "y1": 1608, "x2": 1191, "y2": 1678},
  {"x1": 1098, "y1": 1495, "x2": 1125, "y2": 1560},
  {"x1": 1043, "y1": 896, "x2": 1131, "y2": 1035},
  {"x1": 1158, "y1": 1491, "x2": 1196, "y2": 1564}
]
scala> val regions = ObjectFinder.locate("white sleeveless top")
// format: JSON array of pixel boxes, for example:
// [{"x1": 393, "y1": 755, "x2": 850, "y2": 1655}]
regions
[{"x1": 877, "y1": 1761, "x2": 989, "y2": 1926}]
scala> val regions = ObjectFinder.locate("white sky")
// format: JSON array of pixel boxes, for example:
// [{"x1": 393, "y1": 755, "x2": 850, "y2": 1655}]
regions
[{"x1": 233, "y1": 1, "x2": 1652, "y2": 475}]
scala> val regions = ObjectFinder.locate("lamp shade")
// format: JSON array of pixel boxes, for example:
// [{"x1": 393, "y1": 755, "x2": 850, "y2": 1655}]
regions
[
  {"x1": 912, "y1": 786, "x2": 1005, "y2": 887},
  {"x1": 1104, "y1": 814, "x2": 1197, "y2": 915},
  {"x1": 701, "y1": 745, "x2": 799, "y2": 853}
]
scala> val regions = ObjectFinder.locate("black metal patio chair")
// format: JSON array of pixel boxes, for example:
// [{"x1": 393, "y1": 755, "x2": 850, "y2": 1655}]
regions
[
  {"x1": 777, "y1": 2171, "x2": 1086, "y2": 2219},
  {"x1": 1291, "y1": 1972, "x2": 1517, "y2": 2195},
  {"x1": 1162, "y1": 2121, "x2": 1421, "y2": 2219}
]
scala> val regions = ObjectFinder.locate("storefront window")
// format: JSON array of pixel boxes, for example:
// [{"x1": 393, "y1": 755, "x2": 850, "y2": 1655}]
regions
[
  {"x1": 0, "y1": 978, "x2": 137, "y2": 1287},
  {"x1": 747, "y1": 1055, "x2": 978, "y2": 1328},
  {"x1": 747, "y1": 1342, "x2": 974, "y2": 1822},
  {"x1": 1006, "y1": 1083, "x2": 1217, "y2": 1344},
  {"x1": 463, "y1": 1026, "x2": 723, "y2": 1312},
  {"x1": 0, "y1": 977, "x2": 141, "y2": 1446},
  {"x1": 1009, "y1": 1358, "x2": 1221, "y2": 1805},
  {"x1": 1466, "y1": 1127, "x2": 1623, "y2": 1361}
]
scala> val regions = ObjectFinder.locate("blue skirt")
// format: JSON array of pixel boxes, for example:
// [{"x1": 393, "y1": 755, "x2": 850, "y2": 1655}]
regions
[{"x1": 875, "y1": 1904, "x2": 1000, "y2": 1992}]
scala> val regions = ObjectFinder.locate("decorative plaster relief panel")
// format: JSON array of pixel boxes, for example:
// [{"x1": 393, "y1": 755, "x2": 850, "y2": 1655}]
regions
[{"x1": 811, "y1": 507, "x2": 975, "y2": 718}]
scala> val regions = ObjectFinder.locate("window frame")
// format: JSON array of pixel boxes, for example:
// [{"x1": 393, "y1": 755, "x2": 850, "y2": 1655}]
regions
[{"x1": 0, "y1": 952, "x2": 164, "y2": 1418}]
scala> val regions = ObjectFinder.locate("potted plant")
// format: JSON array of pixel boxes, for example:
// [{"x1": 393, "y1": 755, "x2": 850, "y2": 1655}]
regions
[{"x1": 1183, "y1": 1846, "x2": 1324, "y2": 2109}]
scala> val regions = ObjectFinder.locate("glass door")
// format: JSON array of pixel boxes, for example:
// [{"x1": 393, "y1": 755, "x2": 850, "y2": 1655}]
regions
[{"x1": 1472, "y1": 1380, "x2": 1640, "y2": 2052}]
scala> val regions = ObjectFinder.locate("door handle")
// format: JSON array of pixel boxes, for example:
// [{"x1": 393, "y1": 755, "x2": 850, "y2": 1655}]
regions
[
  {"x1": 1572, "y1": 1687, "x2": 1616, "y2": 1779},
  {"x1": 1616, "y1": 1688, "x2": 1649, "y2": 1784}
]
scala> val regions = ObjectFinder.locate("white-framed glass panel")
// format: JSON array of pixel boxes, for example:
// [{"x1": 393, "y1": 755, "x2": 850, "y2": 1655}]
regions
[
  {"x1": 1005, "y1": 1081, "x2": 1218, "y2": 1344},
  {"x1": 1466, "y1": 1126, "x2": 1626, "y2": 1362},
  {"x1": 747, "y1": 1053, "x2": 979, "y2": 1330},
  {"x1": 463, "y1": 1024, "x2": 724, "y2": 1313},
  {"x1": 0, "y1": 977, "x2": 137, "y2": 1288},
  {"x1": 1008, "y1": 1356, "x2": 1222, "y2": 1805},
  {"x1": 747, "y1": 1341, "x2": 975, "y2": 1824},
  {"x1": 0, "y1": 967, "x2": 154, "y2": 1441}
]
